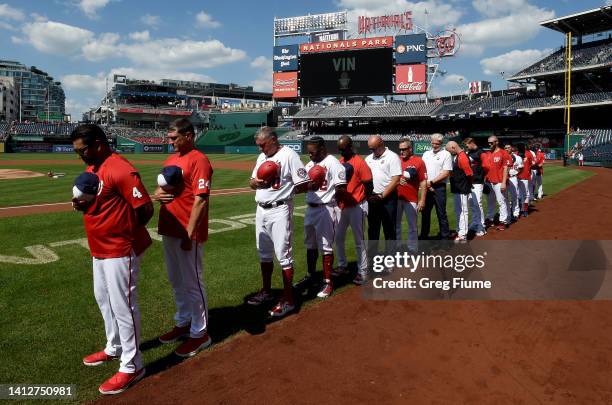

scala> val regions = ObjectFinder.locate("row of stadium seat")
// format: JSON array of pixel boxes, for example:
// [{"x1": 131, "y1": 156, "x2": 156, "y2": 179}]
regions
[
  {"x1": 295, "y1": 91, "x2": 612, "y2": 120},
  {"x1": 4, "y1": 122, "x2": 80, "y2": 136},
  {"x1": 302, "y1": 133, "x2": 448, "y2": 142},
  {"x1": 513, "y1": 39, "x2": 612, "y2": 77},
  {"x1": 294, "y1": 102, "x2": 439, "y2": 119},
  {"x1": 105, "y1": 126, "x2": 167, "y2": 142}
]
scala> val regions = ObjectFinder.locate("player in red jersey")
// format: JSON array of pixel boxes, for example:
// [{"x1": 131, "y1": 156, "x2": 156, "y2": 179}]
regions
[
  {"x1": 486, "y1": 136, "x2": 512, "y2": 230},
  {"x1": 71, "y1": 124, "x2": 153, "y2": 395},
  {"x1": 334, "y1": 135, "x2": 373, "y2": 285},
  {"x1": 534, "y1": 148, "x2": 545, "y2": 199},
  {"x1": 153, "y1": 118, "x2": 214, "y2": 358},
  {"x1": 396, "y1": 138, "x2": 426, "y2": 249},
  {"x1": 516, "y1": 143, "x2": 532, "y2": 217}
]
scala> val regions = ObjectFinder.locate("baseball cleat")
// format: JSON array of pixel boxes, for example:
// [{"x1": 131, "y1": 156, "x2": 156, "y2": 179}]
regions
[
  {"x1": 98, "y1": 368, "x2": 145, "y2": 395},
  {"x1": 331, "y1": 266, "x2": 349, "y2": 277},
  {"x1": 475, "y1": 230, "x2": 487, "y2": 237},
  {"x1": 174, "y1": 334, "x2": 212, "y2": 358},
  {"x1": 83, "y1": 350, "x2": 118, "y2": 366},
  {"x1": 158, "y1": 325, "x2": 191, "y2": 344},
  {"x1": 453, "y1": 235, "x2": 467, "y2": 243},
  {"x1": 496, "y1": 224, "x2": 508, "y2": 231},
  {"x1": 484, "y1": 219, "x2": 494, "y2": 228},
  {"x1": 317, "y1": 282, "x2": 333, "y2": 298},
  {"x1": 269, "y1": 300, "x2": 295, "y2": 318},
  {"x1": 353, "y1": 274, "x2": 367, "y2": 285},
  {"x1": 246, "y1": 289, "x2": 274, "y2": 306}
]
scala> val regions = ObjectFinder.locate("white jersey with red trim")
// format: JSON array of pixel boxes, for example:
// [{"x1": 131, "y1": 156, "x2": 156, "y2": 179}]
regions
[
  {"x1": 251, "y1": 146, "x2": 309, "y2": 204},
  {"x1": 305, "y1": 154, "x2": 347, "y2": 204}
]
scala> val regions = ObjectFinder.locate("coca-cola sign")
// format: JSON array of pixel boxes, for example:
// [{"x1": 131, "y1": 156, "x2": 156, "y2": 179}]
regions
[
  {"x1": 395, "y1": 64, "x2": 427, "y2": 94},
  {"x1": 273, "y1": 72, "x2": 298, "y2": 98}
]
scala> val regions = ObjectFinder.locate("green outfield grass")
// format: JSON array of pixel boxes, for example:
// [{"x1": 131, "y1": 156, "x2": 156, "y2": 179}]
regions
[{"x1": 0, "y1": 155, "x2": 594, "y2": 403}]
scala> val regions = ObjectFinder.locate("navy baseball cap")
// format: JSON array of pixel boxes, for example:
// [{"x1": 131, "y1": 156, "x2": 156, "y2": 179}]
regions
[
  {"x1": 73, "y1": 172, "x2": 99, "y2": 200},
  {"x1": 157, "y1": 165, "x2": 183, "y2": 188}
]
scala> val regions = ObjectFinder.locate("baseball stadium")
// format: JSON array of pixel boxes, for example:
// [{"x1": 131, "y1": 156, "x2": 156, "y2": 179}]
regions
[{"x1": 1, "y1": 2, "x2": 612, "y2": 403}]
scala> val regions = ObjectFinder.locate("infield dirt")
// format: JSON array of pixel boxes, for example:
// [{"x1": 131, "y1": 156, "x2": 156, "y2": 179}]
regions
[{"x1": 100, "y1": 166, "x2": 612, "y2": 404}]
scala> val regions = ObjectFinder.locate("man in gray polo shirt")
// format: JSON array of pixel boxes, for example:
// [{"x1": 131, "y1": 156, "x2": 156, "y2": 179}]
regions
[{"x1": 420, "y1": 133, "x2": 452, "y2": 239}]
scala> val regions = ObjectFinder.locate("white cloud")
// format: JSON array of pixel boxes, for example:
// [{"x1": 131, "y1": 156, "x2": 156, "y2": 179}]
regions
[
  {"x1": 21, "y1": 20, "x2": 94, "y2": 55},
  {"x1": 338, "y1": 0, "x2": 463, "y2": 34},
  {"x1": 78, "y1": 0, "x2": 110, "y2": 19},
  {"x1": 0, "y1": 20, "x2": 16, "y2": 30},
  {"x1": 480, "y1": 48, "x2": 552, "y2": 76},
  {"x1": 0, "y1": 4, "x2": 24, "y2": 20},
  {"x1": 118, "y1": 38, "x2": 247, "y2": 69},
  {"x1": 195, "y1": 11, "x2": 221, "y2": 28},
  {"x1": 457, "y1": 2, "x2": 554, "y2": 51},
  {"x1": 129, "y1": 30, "x2": 149, "y2": 41},
  {"x1": 249, "y1": 56, "x2": 272, "y2": 92},
  {"x1": 10, "y1": 35, "x2": 24, "y2": 44},
  {"x1": 472, "y1": 0, "x2": 526, "y2": 18},
  {"x1": 82, "y1": 32, "x2": 120, "y2": 61},
  {"x1": 61, "y1": 73, "x2": 108, "y2": 94},
  {"x1": 140, "y1": 14, "x2": 160, "y2": 28},
  {"x1": 440, "y1": 73, "x2": 466, "y2": 86}
]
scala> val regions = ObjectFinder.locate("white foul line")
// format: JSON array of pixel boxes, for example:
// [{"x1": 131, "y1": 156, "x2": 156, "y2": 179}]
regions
[{"x1": 0, "y1": 187, "x2": 254, "y2": 211}]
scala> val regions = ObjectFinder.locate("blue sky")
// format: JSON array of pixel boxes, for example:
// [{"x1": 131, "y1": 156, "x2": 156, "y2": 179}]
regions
[{"x1": 0, "y1": 0, "x2": 609, "y2": 119}]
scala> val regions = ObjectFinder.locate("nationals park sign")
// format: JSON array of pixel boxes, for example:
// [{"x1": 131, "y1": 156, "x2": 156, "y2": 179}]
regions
[{"x1": 300, "y1": 36, "x2": 393, "y2": 53}]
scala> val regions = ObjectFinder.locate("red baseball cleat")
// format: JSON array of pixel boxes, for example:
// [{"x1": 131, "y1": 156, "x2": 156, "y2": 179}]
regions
[
  {"x1": 158, "y1": 325, "x2": 191, "y2": 344},
  {"x1": 174, "y1": 334, "x2": 212, "y2": 358},
  {"x1": 269, "y1": 300, "x2": 295, "y2": 318},
  {"x1": 317, "y1": 282, "x2": 333, "y2": 298},
  {"x1": 83, "y1": 350, "x2": 118, "y2": 367},
  {"x1": 98, "y1": 369, "x2": 145, "y2": 395}
]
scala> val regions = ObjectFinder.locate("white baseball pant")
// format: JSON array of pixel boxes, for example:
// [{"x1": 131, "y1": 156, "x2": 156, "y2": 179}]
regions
[
  {"x1": 507, "y1": 177, "x2": 520, "y2": 218},
  {"x1": 490, "y1": 183, "x2": 509, "y2": 224},
  {"x1": 396, "y1": 199, "x2": 418, "y2": 250},
  {"x1": 535, "y1": 173, "x2": 543, "y2": 199},
  {"x1": 469, "y1": 183, "x2": 485, "y2": 232},
  {"x1": 335, "y1": 201, "x2": 368, "y2": 276},
  {"x1": 304, "y1": 204, "x2": 338, "y2": 254},
  {"x1": 453, "y1": 193, "x2": 470, "y2": 238},
  {"x1": 162, "y1": 236, "x2": 208, "y2": 339},
  {"x1": 255, "y1": 202, "x2": 294, "y2": 269},
  {"x1": 530, "y1": 170, "x2": 537, "y2": 201},
  {"x1": 519, "y1": 179, "x2": 530, "y2": 204},
  {"x1": 93, "y1": 250, "x2": 143, "y2": 373},
  {"x1": 486, "y1": 182, "x2": 497, "y2": 221}
]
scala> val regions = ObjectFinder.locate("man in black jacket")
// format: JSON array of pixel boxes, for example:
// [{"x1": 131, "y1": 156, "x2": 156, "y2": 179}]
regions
[{"x1": 463, "y1": 138, "x2": 486, "y2": 236}]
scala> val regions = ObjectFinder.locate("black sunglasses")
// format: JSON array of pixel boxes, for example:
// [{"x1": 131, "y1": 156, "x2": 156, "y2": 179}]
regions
[{"x1": 399, "y1": 148, "x2": 409, "y2": 151}]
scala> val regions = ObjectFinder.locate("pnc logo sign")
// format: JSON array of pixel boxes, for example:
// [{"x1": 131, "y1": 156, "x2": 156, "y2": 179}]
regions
[{"x1": 395, "y1": 33, "x2": 427, "y2": 64}]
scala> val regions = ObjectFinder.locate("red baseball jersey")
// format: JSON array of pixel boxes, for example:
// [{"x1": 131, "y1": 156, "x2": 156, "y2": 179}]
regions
[
  {"x1": 456, "y1": 151, "x2": 473, "y2": 176},
  {"x1": 158, "y1": 149, "x2": 213, "y2": 243},
  {"x1": 481, "y1": 151, "x2": 491, "y2": 174},
  {"x1": 518, "y1": 152, "x2": 533, "y2": 180},
  {"x1": 83, "y1": 153, "x2": 152, "y2": 259},
  {"x1": 398, "y1": 155, "x2": 427, "y2": 203},
  {"x1": 337, "y1": 154, "x2": 372, "y2": 208},
  {"x1": 536, "y1": 150, "x2": 545, "y2": 174},
  {"x1": 486, "y1": 149, "x2": 512, "y2": 184}
]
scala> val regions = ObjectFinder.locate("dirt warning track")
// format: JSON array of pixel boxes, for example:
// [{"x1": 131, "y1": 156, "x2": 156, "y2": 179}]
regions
[{"x1": 101, "y1": 167, "x2": 612, "y2": 404}]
